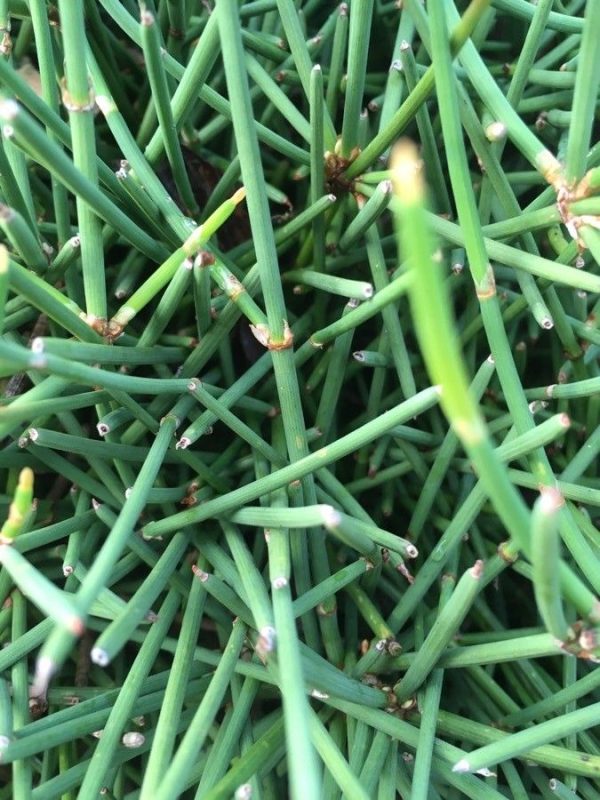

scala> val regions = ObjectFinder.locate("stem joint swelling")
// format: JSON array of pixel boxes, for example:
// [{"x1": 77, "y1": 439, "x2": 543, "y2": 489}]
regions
[
  {"x1": 250, "y1": 319, "x2": 294, "y2": 350},
  {"x1": 60, "y1": 83, "x2": 96, "y2": 113},
  {"x1": 474, "y1": 264, "x2": 496, "y2": 300},
  {"x1": 556, "y1": 181, "x2": 600, "y2": 249}
]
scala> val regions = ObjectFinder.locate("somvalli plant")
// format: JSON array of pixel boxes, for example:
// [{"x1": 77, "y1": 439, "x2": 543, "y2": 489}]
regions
[{"x1": 1, "y1": 1, "x2": 600, "y2": 798}]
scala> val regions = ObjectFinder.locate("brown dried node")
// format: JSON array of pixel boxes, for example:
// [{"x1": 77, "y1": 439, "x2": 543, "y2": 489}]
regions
[{"x1": 324, "y1": 146, "x2": 361, "y2": 196}]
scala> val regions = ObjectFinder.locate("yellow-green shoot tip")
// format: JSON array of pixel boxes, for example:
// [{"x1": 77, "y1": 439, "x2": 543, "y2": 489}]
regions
[
  {"x1": 18, "y1": 466, "x2": 34, "y2": 491},
  {"x1": 232, "y1": 186, "x2": 247, "y2": 205},
  {"x1": 390, "y1": 139, "x2": 425, "y2": 206},
  {"x1": 0, "y1": 244, "x2": 8, "y2": 273}
]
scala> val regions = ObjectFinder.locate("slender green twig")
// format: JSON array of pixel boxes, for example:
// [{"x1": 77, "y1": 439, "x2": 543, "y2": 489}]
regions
[{"x1": 57, "y1": 0, "x2": 107, "y2": 321}]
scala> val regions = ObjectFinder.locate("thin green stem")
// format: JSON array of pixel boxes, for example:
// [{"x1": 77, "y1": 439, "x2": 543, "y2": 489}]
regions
[{"x1": 58, "y1": 0, "x2": 106, "y2": 319}]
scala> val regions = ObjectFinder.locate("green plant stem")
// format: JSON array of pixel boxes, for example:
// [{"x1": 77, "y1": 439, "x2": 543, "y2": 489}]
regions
[
  {"x1": 90, "y1": 531, "x2": 190, "y2": 665},
  {"x1": 453, "y1": 700, "x2": 600, "y2": 775},
  {"x1": 0, "y1": 98, "x2": 166, "y2": 262},
  {"x1": 394, "y1": 561, "x2": 483, "y2": 702},
  {"x1": 11, "y1": 591, "x2": 33, "y2": 800},
  {"x1": 340, "y1": 0, "x2": 374, "y2": 157},
  {"x1": 74, "y1": 586, "x2": 184, "y2": 799},
  {"x1": 392, "y1": 139, "x2": 530, "y2": 554},
  {"x1": 530, "y1": 488, "x2": 572, "y2": 642},
  {"x1": 344, "y1": 0, "x2": 492, "y2": 180},
  {"x1": 274, "y1": 0, "x2": 336, "y2": 149},
  {"x1": 266, "y1": 484, "x2": 322, "y2": 800},
  {"x1": 139, "y1": 5, "x2": 198, "y2": 215},
  {"x1": 58, "y1": 0, "x2": 107, "y2": 320},
  {"x1": 152, "y1": 620, "x2": 247, "y2": 800},
  {"x1": 563, "y1": 0, "x2": 600, "y2": 183},
  {"x1": 33, "y1": 397, "x2": 193, "y2": 688},
  {"x1": 142, "y1": 386, "x2": 439, "y2": 537}
]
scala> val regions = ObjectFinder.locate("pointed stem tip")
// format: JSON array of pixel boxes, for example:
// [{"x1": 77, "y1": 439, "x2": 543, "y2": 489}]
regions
[{"x1": 452, "y1": 758, "x2": 470, "y2": 773}]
